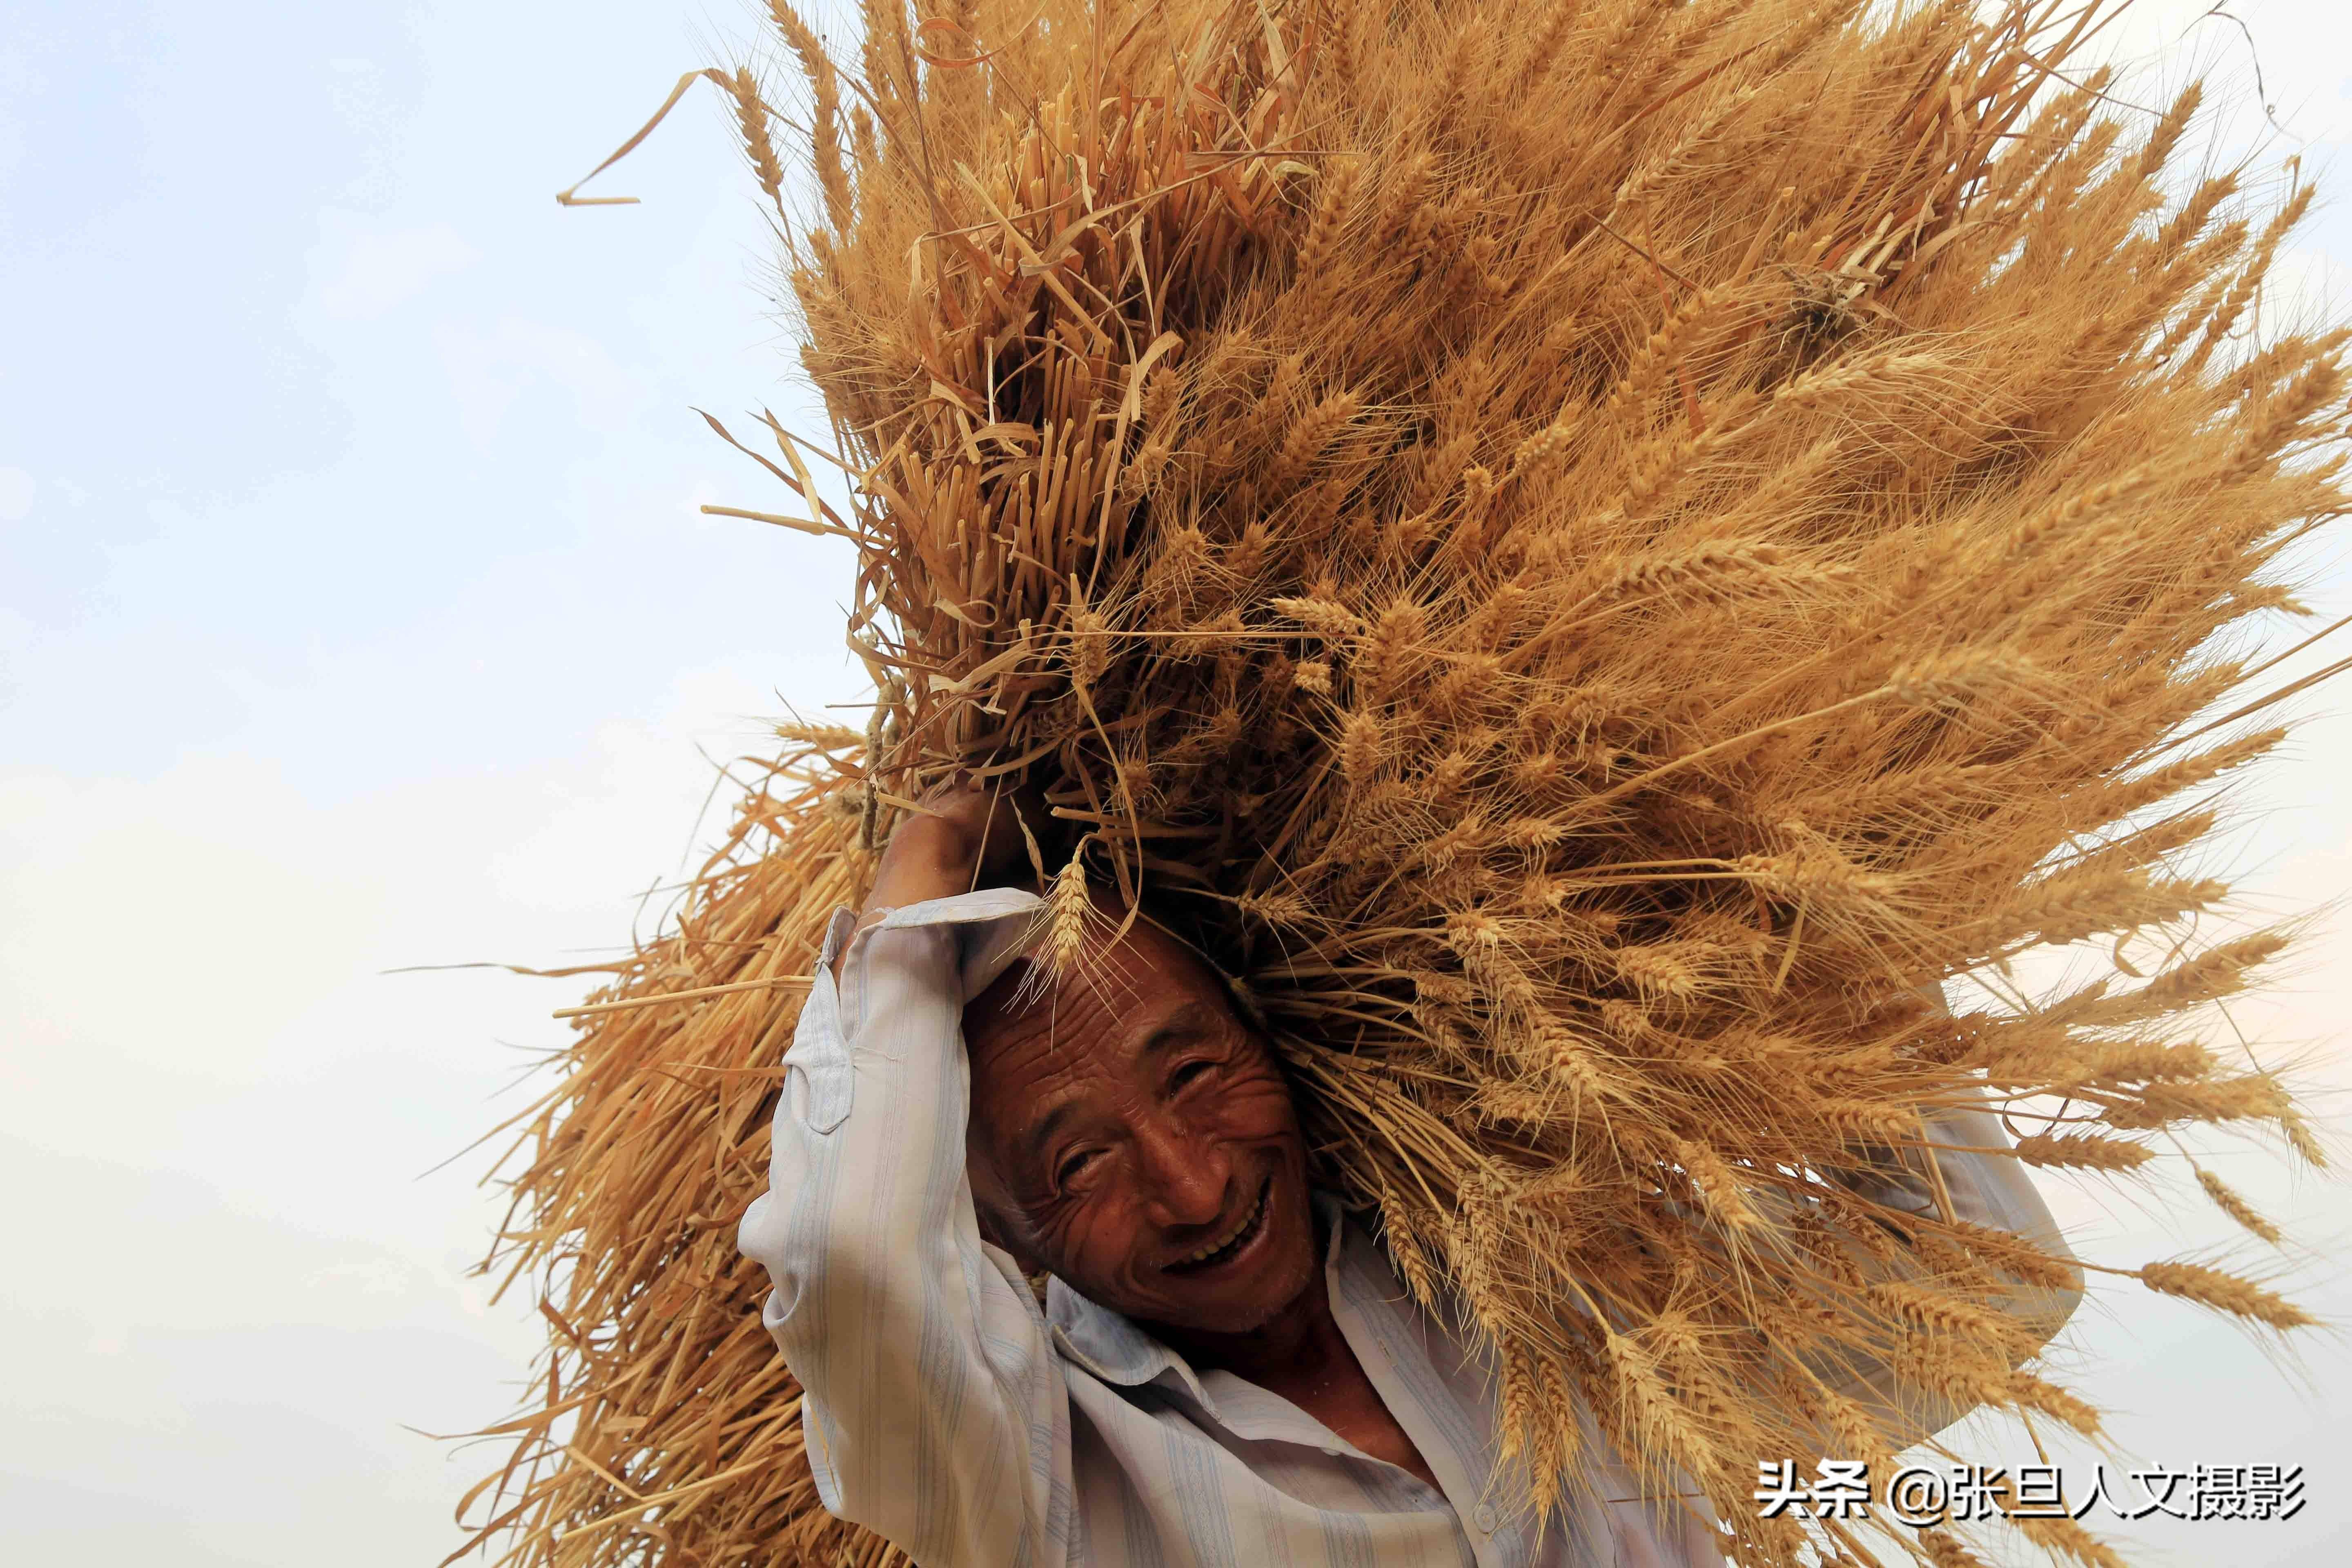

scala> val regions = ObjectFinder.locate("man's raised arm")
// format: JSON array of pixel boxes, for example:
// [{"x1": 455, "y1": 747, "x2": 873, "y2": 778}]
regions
[{"x1": 737, "y1": 783, "x2": 1069, "y2": 1568}]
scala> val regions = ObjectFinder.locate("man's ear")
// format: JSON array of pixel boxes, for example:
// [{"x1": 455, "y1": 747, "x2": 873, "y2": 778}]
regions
[
  {"x1": 971, "y1": 1195, "x2": 1043, "y2": 1273},
  {"x1": 965, "y1": 1156, "x2": 1043, "y2": 1267}
]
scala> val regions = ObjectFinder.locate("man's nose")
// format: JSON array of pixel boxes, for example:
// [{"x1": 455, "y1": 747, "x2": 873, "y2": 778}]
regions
[{"x1": 1133, "y1": 1116, "x2": 1230, "y2": 1229}]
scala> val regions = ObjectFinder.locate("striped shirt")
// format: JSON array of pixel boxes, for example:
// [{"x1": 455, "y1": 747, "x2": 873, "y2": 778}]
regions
[{"x1": 738, "y1": 889, "x2": 2078, "y2": 1568}]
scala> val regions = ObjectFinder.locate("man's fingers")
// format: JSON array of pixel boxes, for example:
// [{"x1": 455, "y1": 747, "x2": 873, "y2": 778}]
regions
[{"x1": 882, "y1": 771, "x2": 1056, "y2": 890}]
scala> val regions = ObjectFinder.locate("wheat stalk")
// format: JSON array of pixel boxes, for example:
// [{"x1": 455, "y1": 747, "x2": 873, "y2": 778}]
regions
[
  {"x1": 2138, "y1": 1260, "x2": 2316, "y2": 1330},
  {"x1": 2194, "y1": 1166, "x2": 2283, "y2": 1243},
  {"x1": 464, "y1": 4, "x2": 2350, "y2": 1564}
]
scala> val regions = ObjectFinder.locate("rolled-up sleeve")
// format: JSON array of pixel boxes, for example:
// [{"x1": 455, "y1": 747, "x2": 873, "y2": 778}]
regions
[
  {"x1": 1842, "y1": 1098, "x2": 2083, "y2": 1327},
  {"x1": 1803, "y1": 1093, "x2": 2086, "y2": 1448},
  {"x1": 736, "y1": 889, "x2": 1071, "y2": 1568}
]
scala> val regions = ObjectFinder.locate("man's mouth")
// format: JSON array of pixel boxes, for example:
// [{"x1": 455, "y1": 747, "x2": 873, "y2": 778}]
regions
[{"x1": 1164, "y1": 1178, "x2": 1274, "y2": 1275}]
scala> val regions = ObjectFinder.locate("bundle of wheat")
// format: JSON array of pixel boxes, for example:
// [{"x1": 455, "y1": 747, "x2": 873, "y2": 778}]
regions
[{"x1": 460, "y1": 2, "x2": 2346, "y2": 1564}]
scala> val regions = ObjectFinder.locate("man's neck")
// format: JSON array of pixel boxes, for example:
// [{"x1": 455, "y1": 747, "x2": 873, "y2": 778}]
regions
[
  {"x1": 1148, "y1": 1261, "x2": 1350, "y2": 1391},
  {"x1": 1140, "y1": 1218, "x2": 1444, "y2": 1492}
]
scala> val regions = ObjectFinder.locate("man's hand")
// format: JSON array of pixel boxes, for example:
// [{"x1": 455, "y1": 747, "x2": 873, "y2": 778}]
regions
[{"x1": 834, "y1": 774, "x2": 1042, "y2": 978}]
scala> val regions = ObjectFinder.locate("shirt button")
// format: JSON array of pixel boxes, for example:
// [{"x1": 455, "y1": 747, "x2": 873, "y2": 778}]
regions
[
  {"x1": 1472, "y1": 1503, "x2": 1498, "y2": 1533},
  {"x1": 1320, "y1": 1446, "x2": 1342, "y2": 1458}
]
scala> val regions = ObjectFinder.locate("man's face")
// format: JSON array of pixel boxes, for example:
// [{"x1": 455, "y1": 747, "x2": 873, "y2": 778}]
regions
[{"x1": 962, "y1": 908, "x2": 1318, "y2": 1337}]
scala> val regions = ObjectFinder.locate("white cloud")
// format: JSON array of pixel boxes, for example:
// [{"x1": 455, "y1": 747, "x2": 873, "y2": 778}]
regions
[
  {"x1": 2272, "y1": 243, "x2": 2352, "y2": 336},
  {"x1": 302, "y1": 213, "x2": 478, "y2": 323},
  {"x1": 0, "y1": 652, "x2": 845, "y2": 1561},
  {"x1": 434, "y1": 314, "x2": 645, "y2": 448},
  {"x1": 304, "y1": 1257, "x2": 435, "y2": 1299},
  {"x1": 0, "y1": 465, "x2": 33, "y2": 520},
  {"x1": 2062, "y1": 0, "x2": 2352, "y2": 146},
  {"x1": 0, "y1": 755, "x2": 392, "y2": 1137}
]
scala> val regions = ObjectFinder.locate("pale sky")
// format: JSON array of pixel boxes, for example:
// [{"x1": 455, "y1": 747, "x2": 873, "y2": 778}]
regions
[{"x1": 2, "y1": 3, "x2": 2348, "y2": 1565}]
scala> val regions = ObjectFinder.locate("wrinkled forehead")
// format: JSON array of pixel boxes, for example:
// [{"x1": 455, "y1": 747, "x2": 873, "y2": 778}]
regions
[
  {"x1": 960, "y1": 885, "x2": 1194, "y2": 996},
  {"x1": 959, "y1": 894, "x2": 1243, "y2": 1101}
]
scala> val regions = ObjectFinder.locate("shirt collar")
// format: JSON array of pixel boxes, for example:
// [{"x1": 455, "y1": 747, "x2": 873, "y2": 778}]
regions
[{"x1": 1047, "y1": 1278, "x2": 1185, "y2": 1387}]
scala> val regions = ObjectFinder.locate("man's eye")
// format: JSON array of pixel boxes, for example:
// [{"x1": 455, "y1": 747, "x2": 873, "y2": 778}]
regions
[
  {"x1": 1056, "y1": 1149, "x2": 1102, "y2": 1189},
  {"x1": 1169, "y1": 1058, "x2": 1217, "y2": 1093}
]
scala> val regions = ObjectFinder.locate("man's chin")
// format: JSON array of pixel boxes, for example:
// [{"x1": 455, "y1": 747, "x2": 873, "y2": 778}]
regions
[{"x1": 1145, "y1": 1215, "x2": 1319, "y2": 1336}]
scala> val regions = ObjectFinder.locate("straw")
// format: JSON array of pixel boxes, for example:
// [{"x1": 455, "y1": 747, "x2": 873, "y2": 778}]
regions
[{"x1": 458, "y1": 5, "x2": 2348, "y2": 1565}]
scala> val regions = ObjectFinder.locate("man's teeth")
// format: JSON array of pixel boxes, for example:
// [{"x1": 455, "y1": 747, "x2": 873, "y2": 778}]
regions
[{"x1": 1178, "y1": 1189, "x2": 1266, "y2": 1264}]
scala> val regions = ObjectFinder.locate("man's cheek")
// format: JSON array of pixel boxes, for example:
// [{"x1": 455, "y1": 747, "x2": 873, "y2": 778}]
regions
[
  {"x1": 1064, "y1": 1202, "x2": 1136, "y2": 1284},
  {"x1": 1030, "y1": 1203, "x2": 1089, "y2": 1275},
  {"x1": 1222, "y1": 1075, "x2": 1300, "y2": 1134}
]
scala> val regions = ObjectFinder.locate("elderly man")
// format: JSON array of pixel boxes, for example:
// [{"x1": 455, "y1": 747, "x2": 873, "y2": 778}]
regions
[{"x1": 738, "y1": 780, "x2": 2080, "y2": 1567}]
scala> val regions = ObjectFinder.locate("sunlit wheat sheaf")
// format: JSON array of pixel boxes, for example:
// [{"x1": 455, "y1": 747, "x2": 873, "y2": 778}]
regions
[{"x1": 462, "y1": 3, "x2": 2349, "y2": 1565}]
